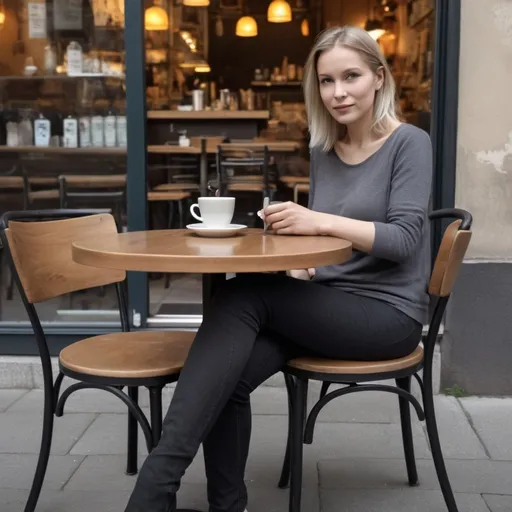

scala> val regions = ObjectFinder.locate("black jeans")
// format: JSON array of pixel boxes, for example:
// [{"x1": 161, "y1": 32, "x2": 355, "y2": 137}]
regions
[{"x1": 125, "y1": 273, "x2": 422, "y2": 512}]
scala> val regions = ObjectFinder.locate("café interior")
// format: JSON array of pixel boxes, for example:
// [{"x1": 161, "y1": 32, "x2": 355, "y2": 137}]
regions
[{"x1": 0, "y1": 0, "x2": 435, "y2": 329}]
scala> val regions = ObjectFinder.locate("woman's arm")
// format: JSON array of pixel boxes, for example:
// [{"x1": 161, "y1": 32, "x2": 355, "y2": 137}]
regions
[{"x1": 265, "y1": 129, "x2": 433, "y2": 263}]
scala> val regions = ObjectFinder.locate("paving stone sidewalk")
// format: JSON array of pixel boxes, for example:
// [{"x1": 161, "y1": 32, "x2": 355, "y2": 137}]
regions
[{"x1": 1, "y1": 384, "x2": 511, "y2": 512}]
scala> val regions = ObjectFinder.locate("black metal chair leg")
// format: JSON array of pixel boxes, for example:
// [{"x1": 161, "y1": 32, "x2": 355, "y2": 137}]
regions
[
  {"x1": 396, "y1": 376, "x2": 419, "y2": 486},
  {"x1": 423, "y1": 384, "x2": 459, "y2": 511},
  {"x1": 289, "y1": 378, "x2": 307, "y2": 512},
  {"x1": 278, "y1": 373, "x2": 295, "y2": 489},
  {"x1": 24, "y1": 382, "x2": 55, "y2": 512},
  {"x1": 178, "y1": 199, "x2": 185, "y2": 228},
  {"x1": 319, "y1": 381, "x2": 331, "y2": 400},
  {"x1": 126, "y1": 387, "x2": 139, "y2": 475},
  {"x1": 7, "y1": 270, "x2": 14, "y2": 300},
  {"x1": 149, "y1": 386, "x2": 163, "y2": 448}
]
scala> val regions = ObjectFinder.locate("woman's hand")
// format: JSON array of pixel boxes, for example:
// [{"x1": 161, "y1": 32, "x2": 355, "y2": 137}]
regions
[
  {"x1": 259, "y1": 201, "x2": 327, "y2": 236},
  {"x1": 287, "y1": 268, "x2": 316, "y2": 280}
]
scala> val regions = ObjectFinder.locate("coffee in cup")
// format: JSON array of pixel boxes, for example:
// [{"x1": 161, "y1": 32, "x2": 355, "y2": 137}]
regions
[{"x1": 190, "y1": 197, "x2": 235, "y2": 228}]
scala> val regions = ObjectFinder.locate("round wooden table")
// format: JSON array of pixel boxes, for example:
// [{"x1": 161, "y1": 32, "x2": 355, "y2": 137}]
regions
[
  {"x1": 71, "y1": 228, "x2": 351, "y2": 511},
  {"x1": 72, "y1": 228, "x2": 352, "y2": 310},
  {"x1": 72, "y1": 228, "x2": 352, "y2": 273}
]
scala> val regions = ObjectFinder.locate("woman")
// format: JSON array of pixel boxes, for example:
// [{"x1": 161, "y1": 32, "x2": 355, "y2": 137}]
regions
[{"x1": 125, "y1": 25, "x2": 432, "y2": 512}]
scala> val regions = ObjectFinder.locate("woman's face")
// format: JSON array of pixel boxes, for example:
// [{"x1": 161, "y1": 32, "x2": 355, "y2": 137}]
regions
[{"x1": 316, "y1": 46, "x2": 384, "y2": 127}]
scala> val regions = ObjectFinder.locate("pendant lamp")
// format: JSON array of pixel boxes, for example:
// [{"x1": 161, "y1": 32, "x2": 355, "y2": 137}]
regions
[
  {"x1": 145, "y1": 5, "x2": 169, "y2": 31},
  {"x1": 236, "y1": 16, "x2": 258, "y2": 37},
  {"x1": 267, "y1": 0, "x2": 292, "y2": 23}
]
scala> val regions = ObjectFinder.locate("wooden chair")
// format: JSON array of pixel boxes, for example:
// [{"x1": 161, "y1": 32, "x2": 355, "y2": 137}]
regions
[
  {"x1": 216, "y1": 144, "x2": 277, "y2": 199},
  {"x1": 0, "y1": 210, "x2": 195, "y2": 512},
  {"x1": 279, "y1": 208, "x2": 473, "y2": 512},
  {"x1": 59, "y1": 174, "x2": 127, "y2": 230}
]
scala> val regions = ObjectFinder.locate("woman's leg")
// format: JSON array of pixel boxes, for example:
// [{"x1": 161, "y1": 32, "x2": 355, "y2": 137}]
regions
[
  {"x1": 125, "y1": 273, "x2": 421, "y2": 512},
  {"x1": 203, "y1": 330, "x2": 308, "y2": 512}
]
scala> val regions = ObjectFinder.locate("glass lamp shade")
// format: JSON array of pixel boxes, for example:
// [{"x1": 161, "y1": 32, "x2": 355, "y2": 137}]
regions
[
  {"x1": 267, "y1": 0, "x2": 292, "y2": 23},
  {"x1": 236, "y1": 16, "x2": 258, "y2": 37},
  {"x1": 183, "y1": 0, "x2": 210, "y2": 6},
  {"x1": 144, "y1": 6, "x2": 169, "y2": 31}
]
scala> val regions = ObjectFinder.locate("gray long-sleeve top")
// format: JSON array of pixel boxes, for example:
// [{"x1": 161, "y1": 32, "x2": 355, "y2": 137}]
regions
[{"x1": 309, "y1": 123, "x2": 432, "y2": 324}]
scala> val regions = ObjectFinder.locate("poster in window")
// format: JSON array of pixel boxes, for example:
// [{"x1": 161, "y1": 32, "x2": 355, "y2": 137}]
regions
[
  {"x1": 53, "y1": 0, "x2": 83, "y2": 30},
  {"x1": 28, "y1": 2, "x2": 47, "y2": 39}
]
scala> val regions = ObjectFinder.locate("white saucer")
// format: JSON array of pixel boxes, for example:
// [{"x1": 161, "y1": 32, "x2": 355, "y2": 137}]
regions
[{"x1": 186, "y1": 223, "x2": 247, "y2": 238}]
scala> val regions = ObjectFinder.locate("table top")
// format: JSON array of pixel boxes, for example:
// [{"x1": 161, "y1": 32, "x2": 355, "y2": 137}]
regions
[{"x1": 72, "y1": 229, "x2": 352, "y2": 274}]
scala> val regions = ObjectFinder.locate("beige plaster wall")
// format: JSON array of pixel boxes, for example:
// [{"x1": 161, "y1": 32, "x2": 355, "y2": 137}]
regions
[{"x1": 456, "y1": 0, "x2": 512, "y2": 259}]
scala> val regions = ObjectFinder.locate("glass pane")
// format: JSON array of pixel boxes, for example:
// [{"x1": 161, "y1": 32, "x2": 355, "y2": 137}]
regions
[{"x1": 0, "y1": 0, "x2": 126, "y2": 325}]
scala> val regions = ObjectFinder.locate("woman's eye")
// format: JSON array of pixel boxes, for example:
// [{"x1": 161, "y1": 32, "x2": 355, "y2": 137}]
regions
[
  {"x1": 346, "y1": 73, "x2": 359, "y2": 80},
  {"x1": 320, "y1": 78, "x2": 332, "y2": 84}
]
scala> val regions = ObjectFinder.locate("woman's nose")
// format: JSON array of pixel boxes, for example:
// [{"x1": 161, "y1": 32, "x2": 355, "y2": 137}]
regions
[{"x1": 333, "y1": 81, "x2": 346, "y2": 100}]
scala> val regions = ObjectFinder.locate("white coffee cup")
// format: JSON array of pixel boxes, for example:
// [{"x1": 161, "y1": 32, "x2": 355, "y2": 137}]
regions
[{"x1": 190, "y1": 197, "x2": 235, "y2": 228}]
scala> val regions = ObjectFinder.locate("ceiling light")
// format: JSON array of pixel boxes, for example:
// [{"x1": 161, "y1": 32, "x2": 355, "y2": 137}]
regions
[
  {"x1": 267, "y1": 0, "x2": 292, "y2": 23},
  {"x1": 236, "y1": 16, "x2": 258, "y2": 37}
]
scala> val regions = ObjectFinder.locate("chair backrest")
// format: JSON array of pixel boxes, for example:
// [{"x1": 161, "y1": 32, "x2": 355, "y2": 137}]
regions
[
  {"x1": 1, "y1": 212, "x2": 125, "y2": 304},
  {"x1": 216, "y1": 144, "x2": 272, "y2": 195},
  {"x1": 428, "y1": 218, "x2": 472, "y2": 297}
]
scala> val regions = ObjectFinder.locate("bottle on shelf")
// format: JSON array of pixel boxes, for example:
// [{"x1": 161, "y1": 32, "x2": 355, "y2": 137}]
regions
[
  {"x1": 116, "y1": 103, "x2": 127, "y2": 148},
  {"x1": 44, "y1": 43, "x2": 57, "y2": 75},
  {"x1": 63, "y1": 112, "x2": 79, "y2": 148},
  {"x1": 5, "y1": 110, "x2": 20, "y2": 147},
  {"x1": 79, "y1": 108, "x2": 92, "y2": 148},
  {"x1": 91, "y1": 108, "x2": 105, "y2": 148},
  {"x1": 66, "y1": 41, "x2": 83, "y2": 76},
  {"x1": 34, "y1": 112, "x2": 51, "y2": 147},
  {"x1": 104, "y1": 106, "x2": 117, "y2": 148},
  {"x1": 18, "y1": 109, "x2": 34, "y2": 146}
]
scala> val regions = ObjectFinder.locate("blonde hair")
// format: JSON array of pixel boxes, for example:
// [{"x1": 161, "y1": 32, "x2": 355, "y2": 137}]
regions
[{"x1": 303, "y1": 25, "x2": 399, "y2": 151}]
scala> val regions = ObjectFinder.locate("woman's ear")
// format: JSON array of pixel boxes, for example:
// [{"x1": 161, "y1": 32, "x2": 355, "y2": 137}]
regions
[{"x1": 375, "y1": 66, "x2": 385, "y2": 91}]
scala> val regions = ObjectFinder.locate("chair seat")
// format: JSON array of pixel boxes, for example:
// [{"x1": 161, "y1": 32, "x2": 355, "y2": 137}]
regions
[
  {"x1": 59, "y1": 331, "x2": 195, "y2": 378},
  {"x1": 280, "y1": 176, "x2": 310, "y2": 186},
  {"x1": 0, "y1": 176, "x2": 24, "y2": 189},
  {"x1": 294, "y1": 183, "x2": 310, "y2": 193},
  {"x1": 147, "y1": 191, "x2": 191, "y2": 202},
  {"x1": 29, "y1": 189, "x2": 60, "y2": 201},
  {"x1": 227, "y1": 183, "x2": 277, "y2": 192},
  {"x1": 286, "y1": 345, "x2": 423, "y2": 375},
  {"x1": 153, "y1": 183, "x2": 200, "y2": 192}
]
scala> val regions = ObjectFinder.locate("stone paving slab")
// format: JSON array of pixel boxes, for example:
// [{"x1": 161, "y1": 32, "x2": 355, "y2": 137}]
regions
[
  {"x1": 319, "y1": 458, "x2": 512, "y2": 495},
  {"x1": 0, "y1": 454, "x2": 84, "y2": 490},
  {"x1": 423, "y1": 396, "x2": 489, "y2": 459},
  {"x1": 460, "y1": 397, "x2": 512, "y2": 461},
  {"x1": 306, "y1": 419, "x2": 430, "y2": 459},
  {"x1": 252, "y1": 385, "x2": 400, "y2": 423},
  {"x1": 69, "y1": 414, "x2": 153, "y2": 456},
  {"x1": 482, "y1": 494, "x2": 512, "y2": 512},
  {"x1": 69, "y1": 412, "x2": 430, "y2": 460},
  {"x1": 1, "y1": 489, "x2": 132, "y2": 512},
  {"x1": 1, "y1": 484, "x2": 319, "y2": 512},
  {"x1": 321, "y1": 489, "x2": 489, "y2": 512},
  {"x1": 0, "y1": 411, "x2": 96, "y2": 455},
  {"x1": 0, "y1": 389, "x2": 28, "y2": 411}
]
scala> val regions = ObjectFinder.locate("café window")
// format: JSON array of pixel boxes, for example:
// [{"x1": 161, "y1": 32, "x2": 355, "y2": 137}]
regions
[{"x1": 0, "y1": 0, "x2": 127, "y2": 325}]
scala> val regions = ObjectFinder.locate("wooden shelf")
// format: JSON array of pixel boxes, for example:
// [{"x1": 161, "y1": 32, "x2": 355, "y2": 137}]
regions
[
  {"x1": 0, "y1": 74, "x2": 124, "y2": 81},
  {"x1": 251, "y1": 81, "x2": 302, "y2": 88},
  {"x1": 0, "y1": 146, "x2": 126, "y2": 155},
  {"x1": 147, "y1": 110, "x2": 270, "y2": 120}
]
